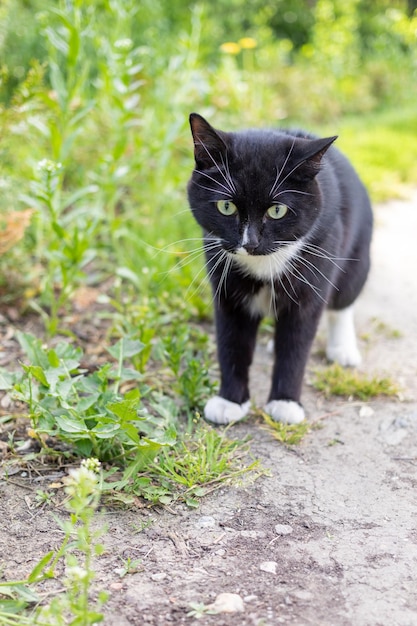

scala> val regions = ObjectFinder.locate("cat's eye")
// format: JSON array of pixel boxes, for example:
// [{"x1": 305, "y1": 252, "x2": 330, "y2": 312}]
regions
[
  {"x1": 267, "y1": 204, "x2": 288, "y2": 220},
  {"x1": 217, "y1": 200, "x2": 238, "y2": 216}
]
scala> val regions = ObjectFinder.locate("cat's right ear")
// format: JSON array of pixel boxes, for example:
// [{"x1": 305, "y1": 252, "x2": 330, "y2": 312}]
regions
[{"x1": 189, "y1": 113, "x2": 228, "y2": 169}]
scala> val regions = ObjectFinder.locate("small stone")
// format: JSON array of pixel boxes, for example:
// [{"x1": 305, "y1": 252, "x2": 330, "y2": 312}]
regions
[
  {"x1": 359, "y1": 405, "x2": 374, "y2": 418},
  {"x1": 240, "y1": 530, "x2": 261, "y2": 539},
  {"x1": 0, "y1": 394, "x2": 11, "y2": 409},
  {"x1": 259, "y1": 561, "x2": 277, "y2": 574},
  {"x1": 196, "y1": 516, "x2": 216, "y2": 529},
  {"x1": 209, "y1": 592, "x2": 244, "y2": 613},
  {"x1": 292, "y1": 590, "x2": 313, "y2": 601},
  {"x1": 109, "y1": 582, "x2": 123, "y2": 591},
  {"x1": 151, "y1": 572, "x2": 167, "y2": 581},
  {"x1": 113, "y1": 567, "x2": 126, "y2": 577},
  {"x1": 243, "y1": 595, "x2": 258, "y2": 603},
  {"x1": 274, "y1": 524, "x2": 293, "y2": 536}
]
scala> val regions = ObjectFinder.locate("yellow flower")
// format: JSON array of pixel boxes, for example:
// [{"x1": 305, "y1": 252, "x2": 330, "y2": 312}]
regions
[
  {"x1": 220, "y1": 41, "x2": 241, "y2": 55},
  {"x1": 238, "y1": 37, "x2": 257, "y2": 49}
]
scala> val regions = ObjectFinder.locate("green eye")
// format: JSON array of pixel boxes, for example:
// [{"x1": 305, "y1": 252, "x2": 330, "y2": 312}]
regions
[
  {"x1": 267, "y1": 204, "x2": 288, "y2": 220},
  {"x1": 217, "y1": 200, "x2": 238, "y2": 216}
]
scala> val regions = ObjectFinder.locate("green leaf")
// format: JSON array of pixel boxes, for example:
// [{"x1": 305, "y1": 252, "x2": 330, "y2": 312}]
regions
[
  {"x1": 28, "y1": 551, "x2": 54, "y2": 583},
  {"x1": 64, "y1": 184, "x2": 99, "y2": 209},
  {"x1": 77, "y1": 393, "x2": 101, "y2": 412},
  {"x1": 51, "y1": 220, "x2": 66, "y2": 239},
  {"x1": 107, "y1": 338, "x2": 144, "y2": 361},
  {"x1": 107, "y1": 397, "x2": 140, "y2": 422},
  {"x1": 0, "y1": 583, "x2": 40, "y2": 604},
  {"x1": 0, "y1": 370, "x2": 14, "y2": 390},
  {"x1": 47, "y1": 349, "x2": 60, "y2": 368},
  {"x1": 91, "y1": 422, "x2": 121, "y2": 438},
  {"x1": 55, "y1": 414, "x2": 89, "y2": 434},
  {"x1": 185, "y1": 496, "x2": 199, "y2": 508},
  {"x1": 16, "y1": 332, "x2": 49, "y2": 369},
  {"x1": 75, "y1": 439, "x2": 93, "y2": 457},
  {"x1": 23, "y1": 365, "x2": 49, "y2": 388},
  {"x1": 158, "y1": 495, "x2": 173, "y2": 505},
  {"x1": 115, "y1": 266, "x2": 141, "y2": 287},
  {"x1": 0, "y1": 598, "x2": 29, "y2": 613},
  {"x1": 122, "y1": 423, "x2": 140, "y2": 444}
]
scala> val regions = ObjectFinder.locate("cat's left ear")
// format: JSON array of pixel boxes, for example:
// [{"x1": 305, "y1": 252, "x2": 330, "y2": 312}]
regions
[
  {"x1": 299, "y1": 135, "x2": 338, "y2": 178},
  {"x1": 189, "y1": 113, "x2": 229, "y2": 169}
]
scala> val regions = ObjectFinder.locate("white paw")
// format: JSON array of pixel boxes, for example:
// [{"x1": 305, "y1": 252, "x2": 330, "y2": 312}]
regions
[
  {"x1": 326, "y1": 343, "x2": 362, "y2": 367},
  {"x1": 266, "y1": 338, "x2": 274, "y2": 354},
  {"x1": 264, "y1": 400, "x2": 305, "y2": 424},
  {"x1": 326, "y1": 306, "x2": 361, "y2": 367},
  {"x1": 204, "y1": 396, "x2": 250, "y2": 425}
]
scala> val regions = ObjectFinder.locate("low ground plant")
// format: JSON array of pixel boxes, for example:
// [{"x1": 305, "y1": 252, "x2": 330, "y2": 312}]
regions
[
  {"x1": 312, "y1": 364, "x2": 400, "y2": 400},
  {"x1": 0, "y1": 460, "x2": 106, "y2": 626},
  {"x1": 261, "y1": 413, "x2": 311, "y2": 445}
]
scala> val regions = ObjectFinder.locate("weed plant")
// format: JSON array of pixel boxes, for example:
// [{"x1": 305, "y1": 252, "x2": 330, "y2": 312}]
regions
[
  {"x1": 262, "y1": 413, "x2": 311, "y2": 445},
  {"x1": 312, "y1": 364, "x2": 400, "y2": 400},
  {"x1": 0, "y1": 460, "x2": 107, "y2": 625}
]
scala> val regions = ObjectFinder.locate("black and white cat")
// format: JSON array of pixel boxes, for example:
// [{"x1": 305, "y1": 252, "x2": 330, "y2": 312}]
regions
[{"x1": 187, "y1": 113, "x2": 373, "y2": 425}]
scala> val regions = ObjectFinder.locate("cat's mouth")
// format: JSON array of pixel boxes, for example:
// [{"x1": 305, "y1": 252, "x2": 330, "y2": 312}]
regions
[
  {"x1": 234, "y1": 246, "x2": 261, "y2": 257},
  {"x1": 228, "y1": 239, "x2": 305, "y2": 281}
]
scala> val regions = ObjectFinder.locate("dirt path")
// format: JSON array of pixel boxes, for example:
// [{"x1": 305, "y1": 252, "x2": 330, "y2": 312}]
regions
[{"x1": 1, "y1": 193, "x2": 417, "y2": 625}]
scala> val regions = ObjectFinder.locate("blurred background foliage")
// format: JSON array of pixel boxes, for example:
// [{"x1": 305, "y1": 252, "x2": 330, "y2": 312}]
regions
[{"x1": 0, "y1": 0, "x2": 416, "y2": 319}]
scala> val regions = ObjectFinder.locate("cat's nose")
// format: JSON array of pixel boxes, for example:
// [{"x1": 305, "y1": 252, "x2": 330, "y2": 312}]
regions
[
  {"x1": 243, "y1": 241, "x2": 259, "y2": 254},
  {"x1": 242, "y1": 226, "x2": 259, "y2": 253}
]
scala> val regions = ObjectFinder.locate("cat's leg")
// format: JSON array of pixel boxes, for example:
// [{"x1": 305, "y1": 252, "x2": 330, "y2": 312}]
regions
[
  {"x1": 204, "y1": 306, "x2": 260, "y2": 425},
  {"x1": 326, "y1": 305, "x2": 361, "y2": 367},
  {"x1": 265, "y1": 305, "x2": 323, "y2": 424}
]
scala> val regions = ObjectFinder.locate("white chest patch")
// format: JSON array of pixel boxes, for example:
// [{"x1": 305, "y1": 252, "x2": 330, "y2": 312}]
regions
[
  {"x1": 232, "y1": 239, "x2": 304, "y2": 281},
  {"x1": 247, "y1": 285, "x2": 274, "y2": 317}
]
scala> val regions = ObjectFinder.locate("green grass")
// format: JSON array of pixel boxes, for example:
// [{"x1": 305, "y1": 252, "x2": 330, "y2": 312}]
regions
[
  {"x1": 312, "y1": 364, "x2": 400, "y2": 400},
  {"x1": 332, "y1": 106, "x2": 417, "y2": 202},
  {"x1": 262, "y1": 412, "x2": 311, "y2": 445}
]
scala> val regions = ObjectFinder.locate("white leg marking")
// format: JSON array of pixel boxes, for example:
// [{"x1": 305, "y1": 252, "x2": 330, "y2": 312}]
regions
[
  {"x1": 204, "y1": 396, "x2": 250, "y2": 425},
  {"x1": 264, "y1": 400, "x2": 305, "y2": 424},
  {"x1": 326, "y1": 305, "x2": 362, "y2": 367}
]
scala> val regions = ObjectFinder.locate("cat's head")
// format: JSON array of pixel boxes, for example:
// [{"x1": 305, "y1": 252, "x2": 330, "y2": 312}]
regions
[{"x1": 187, "y1": 113, "x2": 336, "y2": 264}]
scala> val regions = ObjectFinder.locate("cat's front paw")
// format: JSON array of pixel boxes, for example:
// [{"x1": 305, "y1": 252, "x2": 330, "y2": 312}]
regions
[
  {"x1": 326, "y1": 343, "x2": 362, "y2": 367},
  {"x1": 204, "y1": 396, "x2": 250, "y2": 425},
  {"x1": 264, "y1": 400, "x2": 305, "y2": 424}
]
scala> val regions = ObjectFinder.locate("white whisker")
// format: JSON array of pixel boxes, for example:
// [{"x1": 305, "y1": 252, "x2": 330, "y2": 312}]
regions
[
  {"x1": 273, "y1": 155, "x2": 313, "y2": 195},
  {"x1": 194, "y1": 139, "x2": 235, "y2": 195},
  {"x1": 186, "y1": 246, "x2": 224, "y2": 301},
  {"x1": 220, "y1": 152, "x2": 237, "y2": 194},
  {"x1": 270, "y1": 137, "x2": 296, "y2": 198},
  {"x1": 194, "y1": 169, "x2": 233, "y2": 195},
  {"x1": 295, "y1": 254, "x2": 339, "y2": 291},
  {"x1": 286, "y1": 260, "x2": 328, "y2": 303},
  {"x1": 213, "y1": 253, "x2": 232, "y2": 303},
  {"x1": 193, "y1": 181, "x2": 233, "y2": 197},
  {"x1": 273, "y1": 189, "x2": 313, "y2": 199},
  {"x1": 269, "y1": 257, "x2": 279, "y2": 316}
]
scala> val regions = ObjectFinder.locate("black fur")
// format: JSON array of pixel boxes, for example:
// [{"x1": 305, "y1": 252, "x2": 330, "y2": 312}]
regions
[{"x1": 187, "y1": 113, "x2": 373, "y2": 409}]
